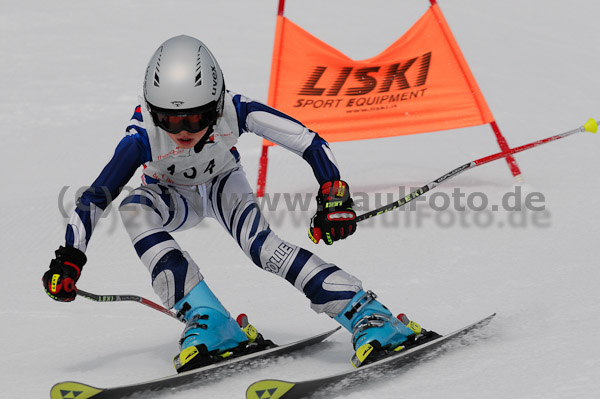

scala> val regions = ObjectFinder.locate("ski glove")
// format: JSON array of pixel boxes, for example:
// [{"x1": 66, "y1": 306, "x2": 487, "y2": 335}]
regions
[
  {"x1": 309, "y1": 180, "x2": 357, "y2": 245},
  {"x1": 42, "y1": 246, "x2": 87, "y2": 302}
]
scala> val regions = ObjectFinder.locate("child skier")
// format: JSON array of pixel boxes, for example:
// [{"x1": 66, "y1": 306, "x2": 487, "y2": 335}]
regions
[{"x1": 42, "y1": 35, "x2": 433, "y2": 371}]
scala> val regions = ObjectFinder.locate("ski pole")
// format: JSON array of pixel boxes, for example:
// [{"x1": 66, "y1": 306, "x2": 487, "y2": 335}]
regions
[
  {"x1": 357, "y1": 118, "x2": 597, "y2": 222},
  {"x1": 77, "y1": 289, "x2": 180, "y2": 321},
  {"x1": 310, "y1": 117, "x2": 597, "y2": 242}
]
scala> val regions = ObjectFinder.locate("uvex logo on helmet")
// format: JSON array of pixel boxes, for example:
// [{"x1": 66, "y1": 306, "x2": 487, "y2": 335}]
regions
[{"x1": 298, "y1": 51, "x2": 431, "y2": 96}]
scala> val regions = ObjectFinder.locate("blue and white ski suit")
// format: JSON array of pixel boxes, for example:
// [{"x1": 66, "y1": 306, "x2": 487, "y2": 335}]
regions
[{"x1": 65, "y1": 91, "x2": 362, "y2": 316}]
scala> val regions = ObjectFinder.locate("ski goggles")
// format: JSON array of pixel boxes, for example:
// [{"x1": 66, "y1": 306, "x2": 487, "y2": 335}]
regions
[{"x1": 148, "y1": 104, "x2": 218, "y2": 134}]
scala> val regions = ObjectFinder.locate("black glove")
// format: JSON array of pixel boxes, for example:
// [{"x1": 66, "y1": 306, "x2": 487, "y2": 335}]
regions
[
  {"x1": 42, "y1": 246, "x2": 87, "y2": 302},
  {"x1": 309, "y1": 180, "x2": 357, "y2": 245}
]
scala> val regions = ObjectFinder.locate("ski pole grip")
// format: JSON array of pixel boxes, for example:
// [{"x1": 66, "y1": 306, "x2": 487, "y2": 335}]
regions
[{"x1": 308, "y1": 227, "x2": 322, "y2": 244}]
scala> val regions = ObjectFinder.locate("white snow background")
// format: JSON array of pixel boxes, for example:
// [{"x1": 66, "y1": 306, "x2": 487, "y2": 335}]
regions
[{"x1": 2, "y1": 0, "x2": 599, "y2": 398}]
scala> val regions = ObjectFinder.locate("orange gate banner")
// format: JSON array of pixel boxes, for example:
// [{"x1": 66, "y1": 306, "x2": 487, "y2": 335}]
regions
[{"x1": 266, "y1": 3, "x2": 494, "y2": 144}]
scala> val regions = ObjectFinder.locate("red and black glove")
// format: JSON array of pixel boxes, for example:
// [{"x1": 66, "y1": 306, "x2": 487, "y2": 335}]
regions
[
  {"x1": 309, "y1": 180, "x2": 357, "y2": 245},
  {"x1": 42, "y1": 246, "x2": 87, "y2": 302}
]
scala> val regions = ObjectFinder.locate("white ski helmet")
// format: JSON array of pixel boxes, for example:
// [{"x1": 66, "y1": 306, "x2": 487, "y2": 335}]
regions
[{"x1": 143, "y1": 35, "x2": 225, "y2": 134}]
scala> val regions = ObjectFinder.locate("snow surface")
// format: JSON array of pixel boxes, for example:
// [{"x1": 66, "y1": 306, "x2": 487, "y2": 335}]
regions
[{"x1": 2, "y1": 0, "x2": 600, "y2": 398}]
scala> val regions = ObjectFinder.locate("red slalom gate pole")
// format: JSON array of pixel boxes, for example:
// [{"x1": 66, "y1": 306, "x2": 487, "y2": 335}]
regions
[
  {"x1": 256, "y1": 0, "x2": 286, "y2": 197},
  {"x1": 490, "y1": 120, "x2": 523, "y2": 182},
  {"x1": 430, "y1": 0, "x2": 523, "y2": 181}
]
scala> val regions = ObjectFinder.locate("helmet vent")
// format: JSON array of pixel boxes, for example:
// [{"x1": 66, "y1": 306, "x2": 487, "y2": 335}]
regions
[
  {"x1": 194, "y1": 46, "x2": 203, "y2": 87},
  {"x1": 153, "y1": 70, "x2": 160, "y2": 87},
  {"x1": 153, "y1": 48, "x2": 163, "y2": 87}
]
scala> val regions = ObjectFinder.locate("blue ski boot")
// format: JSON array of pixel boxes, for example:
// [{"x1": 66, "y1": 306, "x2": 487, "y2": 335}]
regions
[
  {"x1": 172, "y1": 280, "x2": 250, "y2": 372},
  {"x1": 334, "y1": 290, "x2": 439, "y2": 367}
]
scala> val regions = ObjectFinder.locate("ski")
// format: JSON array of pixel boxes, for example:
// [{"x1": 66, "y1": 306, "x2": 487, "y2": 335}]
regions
[
  {"x1": 50, "y1": 327, "x2": 340, "y2": 399},
  {"x1": 246, "y1": 313, "x2": 496, "y2": 399}
]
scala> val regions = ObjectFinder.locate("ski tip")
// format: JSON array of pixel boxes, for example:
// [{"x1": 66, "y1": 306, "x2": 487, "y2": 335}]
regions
[
  {"x1": 50, "y1": 382, "x2": 104, "y2": 399},
  {"x1": 246, "y1": 380, "x2": 296, "y2": 399},
  {"x1": 479, "y1": 313, "x2": 497, "y2": 327},
  {"x1": 483, "y1": 313, "x2": 497, "y2": 322},
  {"x1": 584, "y1": 118, "x2": 597, "y2": 133},
  {"x1": 316, "y1": 326, "x2": 342, "y2": 339}
]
